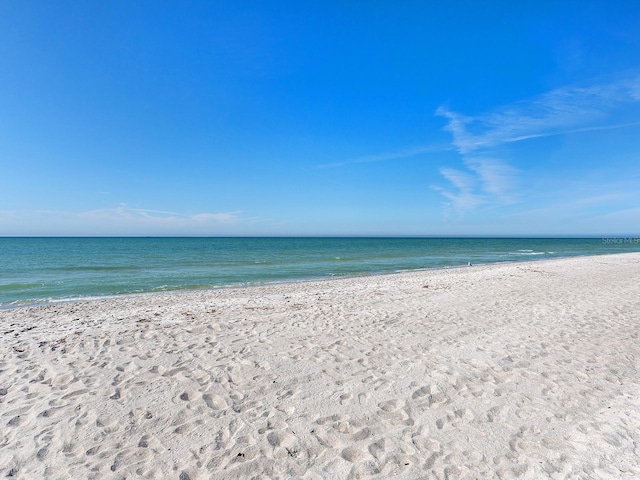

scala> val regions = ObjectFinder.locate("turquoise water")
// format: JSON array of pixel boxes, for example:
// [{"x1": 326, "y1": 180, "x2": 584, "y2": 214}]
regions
[{"x1": 1, "y1": 237, "x2": 639, "y2": 307}]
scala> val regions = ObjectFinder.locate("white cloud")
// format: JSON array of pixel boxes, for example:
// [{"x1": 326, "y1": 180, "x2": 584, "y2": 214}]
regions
[
  {"x1": 439, "y1": 167, "x2": 476, "y2": 192},
  {"x1": 465, "y1": 157, "x2": 519, "y2": 203},
  {"x1": 79, "y1": 206, "x2": 180, "y2": 226},
  {"x1": 192, "y1": 212, "x2": 240, "y2": 223},
  {"x1": 437, "y1": 73, "x2": 640, "y2": 155},
  {"x1": 79, "y1": 206, "x2": 243, "y2": 227},
  {"x1": 315, "y1": 143, "x2": 451, "y2": 169},
  {"x1": 433, "y1": 73, "x2": 640, "y2": 215},
  {"x1": 430, "y1": 168, "x2": 483, "y2": 213},
  {"x1": 1, "y1": 205, "x2": 249, "y2": 235},
  {"x1": 431, "y1": 157, "x2": 520, "y2": 216}
]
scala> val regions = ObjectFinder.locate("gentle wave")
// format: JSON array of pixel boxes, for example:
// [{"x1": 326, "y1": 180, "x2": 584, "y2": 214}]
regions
[{"x1": 2, "y1": 237, "x2": 640, "y2": 307}]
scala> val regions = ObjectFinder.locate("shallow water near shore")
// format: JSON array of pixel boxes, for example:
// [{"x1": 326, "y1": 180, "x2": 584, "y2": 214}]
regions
[{"x1": 2, "y1": 236, "x2": 639, "y2": 307}]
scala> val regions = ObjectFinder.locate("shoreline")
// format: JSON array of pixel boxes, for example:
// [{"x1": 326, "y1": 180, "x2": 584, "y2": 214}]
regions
[
  {"x1": 1, "y1": 250, "x2": 635, "y2": 311},
  {"x1": 2, "y1": 252, "x2": 640, "y2": 478}
]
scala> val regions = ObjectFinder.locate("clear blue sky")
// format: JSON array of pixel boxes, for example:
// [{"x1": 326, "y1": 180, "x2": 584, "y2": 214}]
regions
[{"x1": 1, "y1": 1, "x2": 639, "y2": 236}]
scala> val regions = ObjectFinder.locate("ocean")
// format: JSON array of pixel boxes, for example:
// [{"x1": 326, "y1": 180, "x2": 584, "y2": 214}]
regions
[{"x1": 1, "y1": 237, "x2": 639, "y2": 308}]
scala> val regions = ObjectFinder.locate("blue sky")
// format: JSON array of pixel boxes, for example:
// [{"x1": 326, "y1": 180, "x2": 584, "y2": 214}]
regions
[{"x1": 1, "y1": 1, "x2": 639, "y2": 236}]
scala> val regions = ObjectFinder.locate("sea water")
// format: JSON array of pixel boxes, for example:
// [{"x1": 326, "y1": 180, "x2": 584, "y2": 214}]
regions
[{"x1": 1, "y1": 237, "x2": 639, "y2": 307}]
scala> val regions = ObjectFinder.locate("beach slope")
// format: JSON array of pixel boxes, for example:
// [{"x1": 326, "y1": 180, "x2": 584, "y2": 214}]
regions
[{"x1": 2, "y1": 253, "x2": 640, "y2": 479}]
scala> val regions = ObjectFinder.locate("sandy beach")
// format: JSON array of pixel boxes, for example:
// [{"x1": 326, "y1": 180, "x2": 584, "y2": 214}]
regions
[{"x1": 1, "y1": 253, "x2": 639, "y2": 479}]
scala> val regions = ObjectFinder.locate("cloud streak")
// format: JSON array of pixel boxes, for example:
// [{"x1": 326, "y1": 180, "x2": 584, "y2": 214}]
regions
[
  {"x1": 0, "y1": 205, "x2": 248, "y2": 235},
  {"x1": 436, "y1": 74, "x2": 640, "y2": 155},
  {"x1": 433, "y1": 73, "x2": 640, "y2": 215},
  {"x1": 430, "y1": 157, "x2": 519, "y2": 215},
  {"x1": 431, "y1": 168, "x2": 483, "y2": 213},
  {"x1": 79, "y1": 205, "x2": 243, "y2": 227},
  {"x1": 315, "y1": 143, "x2": 451, "y2": 169}
]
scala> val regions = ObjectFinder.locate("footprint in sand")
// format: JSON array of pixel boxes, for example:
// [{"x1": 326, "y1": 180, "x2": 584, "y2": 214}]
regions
[
  {"x1": 341, "y1": 446, "x2": 367, "y2": 463},
  {"x1": 267, "y1": 430, "x2": 296, "y2": 448},
  {"x1": 179, "y1": 390, "x2": 197, "y2": 401},
  {"x1": 486, "y1": 405, "x2": 507, "y2": 423},
  {"x1": 377, "y1": 399, "x2": 415, "y2": 426},
  {"x1": 412, "y1": 384, "x2": 448, "y2": 408},
  {"x1": 95, "y1": 416, "x2": 120, "y2": 434},
  {"x1": 368, "y1": 438, "x2": 387, "y2": 460},
  {"x1": 312, "y1": 426, "x2": 343, "y2": 448},
  {"x1": 411, "y1": 433, "x2": 440, "y2": 453},
  {"x1": 339, "y1": 392, "x2": 353, "y2": 405},
  {"x1": 202, "y1": 393, "x2": 227, "y2": 410}
]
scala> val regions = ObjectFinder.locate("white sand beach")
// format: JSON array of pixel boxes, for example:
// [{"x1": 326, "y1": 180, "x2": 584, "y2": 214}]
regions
[{"x1": 1, "y1": 253, "x2": 640, "y2": 479}]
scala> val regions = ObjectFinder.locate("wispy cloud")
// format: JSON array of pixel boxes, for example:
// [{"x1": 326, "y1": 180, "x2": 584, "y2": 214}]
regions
[
  {"x1": 430, "y1": 157, "x2": 519, "y2": 215},
  {"x1": 465, "y1": 157, "x2": 519, "y2": 203},
  {"x1": 431, "y1": 167, "x2": 483, "y2": 213},
  {"x1": 1, "y1": 205, "x2": 248, "y2": 235},
  {"x1": 433, "y1": 73, "x2": 640, "y2": 214},
  {"x1": 191, "y1": 212, "x2": 240, "y2": 223},
  {"x1": 436, "y1": 73, "x2": 640, "y2": 155},
  {"x1": 315, "y1": 143, "x2": 451, "y2": 169},
  {"x1": 79, "y1": 205, "x2": 242, "y2": 227}
]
